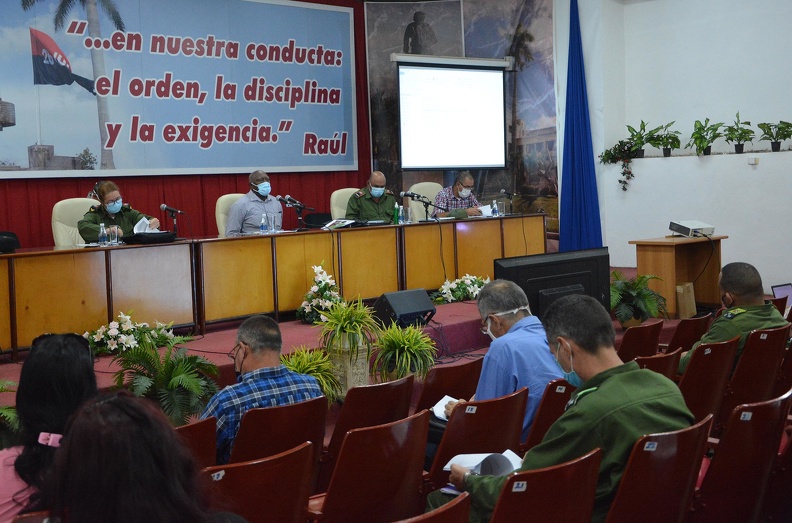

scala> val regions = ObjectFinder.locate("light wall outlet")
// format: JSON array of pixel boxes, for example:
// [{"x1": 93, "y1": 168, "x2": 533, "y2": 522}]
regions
[{"x1": 747, "y1": 157, "x2": 759, "y2": 166}]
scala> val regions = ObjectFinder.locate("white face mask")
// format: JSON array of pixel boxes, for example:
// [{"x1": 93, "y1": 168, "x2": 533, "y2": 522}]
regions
[
  {"x1": 459, "y1": 188, "x2": 472, "y2": 198},
  {"x1": 484, "y1": 305, "x2": 531, "y2": 341}
]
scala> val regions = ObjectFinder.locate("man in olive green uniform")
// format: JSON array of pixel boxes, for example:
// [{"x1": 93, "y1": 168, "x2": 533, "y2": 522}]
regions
[
  {"x1": 428, "y1": 294, "x2": 694, "y2": 523},
  {"x1": 678, "y1": 262, "x2": 788, "y2": 374},
  {"x1": 345, "y1": 171, "x2": 396, "y2": 222}
]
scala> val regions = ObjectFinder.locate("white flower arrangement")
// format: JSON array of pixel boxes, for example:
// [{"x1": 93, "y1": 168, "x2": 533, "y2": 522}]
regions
[
  {"x1": 296, "y1": 265, "x2": 344, "y2": 324},
  {"x1": 84, "y1": 311, "x2": 190, "y2": 356},
  {"x1": 431, "y1": 274, "x2": 490, "y2": 304}
]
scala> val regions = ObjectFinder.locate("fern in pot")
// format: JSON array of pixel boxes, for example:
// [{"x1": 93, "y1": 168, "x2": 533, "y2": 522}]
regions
[
  {"x1": 372, "y1": 323, "x2": 437, "y2": 383},
  {"x1": 610, "y1": 270, "x2": 668, "y2": 329}
]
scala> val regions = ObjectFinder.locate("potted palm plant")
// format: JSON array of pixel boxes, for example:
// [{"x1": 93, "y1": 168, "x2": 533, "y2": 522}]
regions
[
  {"x1": 685, "y1": 118, "x2": 724, "y2": 156},
  {"x1": 723, "y1": 112, "x2": 755, "y2": 154},
  {"x1": 610, "y1": 270, "x2": 668, "y2": 329},
  {"x1": 317, "y1": 298, "x2": 381, "y2": 396},
  {"x1": 647, "y1": 121, "x2": 682, "y2": 157},
  {"x1": 626, "y1": 120, "x2": 663, "y2": 158},
  {"x1": 757, "y1": 120, "x2": 792, "y2": 152},
  {"x1": 281, "y1": 346, "x2": 342, "y2": 404},
  {"x1": 371, "y1": 323, "x2": 437, "y2": 383}
]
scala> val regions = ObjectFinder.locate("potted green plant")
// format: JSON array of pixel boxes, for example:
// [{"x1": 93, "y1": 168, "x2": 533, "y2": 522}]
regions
[
  {"x1": 685, "y1": 118, "x2": 724, "y2": 156},
  {"x1": 112, "y1": 341, "x2": 219, "y2": 426},
  {"x1": 599, "y1": 139, "x2": 640, "y2": 191},
  {"x1": 723, "y1": 112, "x2": 755, "y2": 154},
  {"x1": 0, "y1": 380, "x2": 18, "y2": 450},
  {"x1": 610, "y1": 271, "x2": 668, "y2": 329},
  {"x1": 281, "y1": 346, "x2": 342, "y2": 404},
  {"x1": 317, "y1": 298, "x2": 381, "y2": 396},
  {"x1": 647, "y1": 121, "x2": 682, "y2": 157},
  {"x1": 371, "y1": 323, "x2": 437, "y2": 383},
  {"x1": 626, "y1": 120, "x2": 663, "y2": 158},
  {"x1": 757, "y1": 120, "x2": 792, "y2": 152}
]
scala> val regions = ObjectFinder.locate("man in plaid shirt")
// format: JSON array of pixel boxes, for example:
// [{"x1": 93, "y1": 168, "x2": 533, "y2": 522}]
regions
[
  {"x1": 201, "y1": 315, "x2": 323, "y2": 464},
  {"x1": 432, "y1": 171, "x2": 483, "y2": 219}
]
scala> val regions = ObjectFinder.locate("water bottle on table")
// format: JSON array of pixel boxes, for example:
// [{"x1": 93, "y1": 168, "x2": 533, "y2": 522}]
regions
[{"x1": 98, "y1": 223, "x2": 108, "y2": 246}]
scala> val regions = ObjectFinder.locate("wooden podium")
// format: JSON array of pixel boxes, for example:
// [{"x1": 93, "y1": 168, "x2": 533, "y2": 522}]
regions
[{"x1": 628, "y1": 235, "x2": 727, "y2": 317}]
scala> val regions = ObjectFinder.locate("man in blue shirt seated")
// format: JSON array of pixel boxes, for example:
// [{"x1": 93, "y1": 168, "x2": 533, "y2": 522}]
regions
[{"x1": 201, "y1": 315, "x2": 323, "y2": 464}]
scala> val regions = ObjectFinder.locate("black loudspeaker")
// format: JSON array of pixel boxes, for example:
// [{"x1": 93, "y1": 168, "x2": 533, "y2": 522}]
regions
[{"x1": 372, "y1": 289, "x2": 436, "y2": 328}]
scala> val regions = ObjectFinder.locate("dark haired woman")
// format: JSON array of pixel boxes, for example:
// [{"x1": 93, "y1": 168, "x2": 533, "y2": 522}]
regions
[
  {"x1": 77, "y1": 180, "x2": 160, "y2": 242},
  {"x1": 0, "y1": 334, "x2": 97, "y2": 522}
]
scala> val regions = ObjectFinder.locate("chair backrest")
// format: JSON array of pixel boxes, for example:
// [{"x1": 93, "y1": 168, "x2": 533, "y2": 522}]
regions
[
  {"x1": 407, "y1": 182, "x2": 443, "y2": 222},
  {"x1": 425, "y1": 388, "x2": 528, "y2": 493},
  {"x1": 760, "y1": 410, "x2": 792, "y2": 522},
  {"x1": 330, "y1": 188, "x2": 359, "y2": 219},
  {"x1": 174, "y1": 416, "x2": 217, "y2": 469},
  {"x1": 665, "y1": 314, "x2": 712, "y2": 352},
  {"x1": 313, "y1": 410, "x2": 430, "y2": 523},
  {"x1": 521, "y1": 378, "x2": 574, "y2": 453},
  {"x1": 12, "y1": 512, "x2": 50, "y2": 523},
  {"x1": 303, "y1": 212, "x2": 332, "y2": 228},
  {"x1": 51, "y1": 197, "x2": 97, "y2": 246},
  {"x1": 617, "y1": 318, "x2": 663, "y2": 362},
  {"x1": 202, "y1": 441, "x2": 313, "y2": 523},
  {"x1": 716, "y1": 324, "x2": 792, "y2": 431},
  {"x1": 635, "y1": 348, "x2": 682, "y2": 380},
  {"x1": 214, "y1": 193, "x2": 244, "y2": 238},
  {"x1": 774, "y1": 346, "x2": 792, "y2": 398},
  {"x1": 678, "y1": 337, "x2": 739, "y2": 422},
  {"x1": 229, "y1": 395, "x2": 327, "y2": 467},
  {"x1": 0, "y1": 231, "x2": 20, "y2": 253},
  {"x1": 414, "y1": 358, "x2": 483, "y2": 413},
  {"x1": 317, "y1": 376, "x2": 414, "y2": 492},
  {"x1": 605, "y1": 415, "x2": 713, "y2": 523},
  {"x1": 768, "y1": 296, "x2": 787, "y2": 315},
  {"x1": 690, "y1": 388, "x2": 792, "y2": 523},
  {"x1": 393, "y1": 492, "x2": 470, "y2": 523},
  {"x1": 489, "y1": 448, "x2": 602, "y2": 523}
]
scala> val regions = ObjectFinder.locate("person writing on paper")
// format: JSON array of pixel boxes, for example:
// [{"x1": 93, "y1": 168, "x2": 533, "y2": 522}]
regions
[
  {"x1": 225, "y1": 170, "x2": 284, "y2": 236},
  {"x1": 432, "y1": 171, "x2": 482, "y2": 219},
  {"x1": 345, "y1": 171, "x2": 396, "y2": 222},
  {"x1": 78, "y1": 181, "x2": 160, "y2": 242},
  {"x1": 428, "y1": 295, "x2": 694, "y2": 523}
]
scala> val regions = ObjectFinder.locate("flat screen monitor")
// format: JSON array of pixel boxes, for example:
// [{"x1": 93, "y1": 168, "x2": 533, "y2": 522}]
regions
[
  {"x1": 494, "y1": 248, "x2": 611, "y2": 318},
  {"x1": 397, "y1": 63, "x2": 506, "y2": 170}
]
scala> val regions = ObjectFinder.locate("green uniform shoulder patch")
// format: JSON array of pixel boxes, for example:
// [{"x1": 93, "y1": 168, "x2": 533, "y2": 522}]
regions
[
  {"x1": 353, "y1": 190, "x2": 365, "y2": 198},
  {"x1": 723, "y1": 307, "x2": 746, "y2": 319}
]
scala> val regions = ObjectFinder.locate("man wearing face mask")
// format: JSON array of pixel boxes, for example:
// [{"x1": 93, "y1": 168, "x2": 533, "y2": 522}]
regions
[
  {"x1": 430, "y1": 294, "x2": 694, "y2": 523},
  {"x1": 345, "y1": 170, "x2": 396, "y2": 222},
  {"x1": 432, "y1": 171, "x2": 482, "y2": 219},
  {"x1": 225, "y1": 170, "x2": 283, "y2": 236},
  {"x1": 200, "y1": 315, "x2": 322, "y2": 465},
  {"x1": 677, "y1": 261, "x2": 787, "y2": 375},
  {"x1": 78, "y1": 180, "x2": 160, "y2": 242},
  {"x1": 443, "y1": 280, "x2": 562, "y2": 442}
]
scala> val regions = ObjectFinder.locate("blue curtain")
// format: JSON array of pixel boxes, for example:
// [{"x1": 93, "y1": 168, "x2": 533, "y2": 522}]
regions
[{"x1": 559, "y1": 0, "x2": 602, "y2": 252}]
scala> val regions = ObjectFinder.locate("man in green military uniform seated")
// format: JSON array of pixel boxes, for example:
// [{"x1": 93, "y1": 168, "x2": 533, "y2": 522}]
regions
[
  {"x1": 426, "y1": 294, "x2": 694, "y2": 523},
  {"x1": 78, "y1": 180, "x2": 160, "y2": 243},
  {"x1": 345, "y1": 171, "x2": 396, "y2": 222},
  {"x1": 678, "y1": 261, "x2": 788, "y2": 375}
]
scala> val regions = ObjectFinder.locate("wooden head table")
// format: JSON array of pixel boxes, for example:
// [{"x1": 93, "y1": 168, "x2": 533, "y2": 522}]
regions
[{"x1": 628, "y1": 235, "x2": 727, "y2": 318}]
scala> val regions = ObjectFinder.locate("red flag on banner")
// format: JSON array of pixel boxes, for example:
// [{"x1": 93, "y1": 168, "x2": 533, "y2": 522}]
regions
[{"x1": 29, "y1": 27, "x2": 94, "y2": 94}]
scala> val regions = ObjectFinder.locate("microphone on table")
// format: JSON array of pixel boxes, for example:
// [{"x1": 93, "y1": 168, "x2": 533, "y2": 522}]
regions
[
  {"x1": 500, "y1": 189, "x2": 513, "y2": 198},
  {"x1": 276, "y1": 195, "x2": 291, "y2": 206},
  {"x1": 160, "y1": 203, "x2": 186, "y2": 215},
  {"x1": 399, "y1": 191, "x2": 425, "y2": 200}
]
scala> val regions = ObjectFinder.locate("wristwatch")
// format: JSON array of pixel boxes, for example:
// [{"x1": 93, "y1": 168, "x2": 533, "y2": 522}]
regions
[{"x1": 462, "y1": 471, "x2": 476, "y2": 489}]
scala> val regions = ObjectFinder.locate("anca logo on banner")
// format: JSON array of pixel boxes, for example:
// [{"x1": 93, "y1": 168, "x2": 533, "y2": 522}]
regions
[{"x1": 29, "y1": 27, "x2": 94, "y2": 94}]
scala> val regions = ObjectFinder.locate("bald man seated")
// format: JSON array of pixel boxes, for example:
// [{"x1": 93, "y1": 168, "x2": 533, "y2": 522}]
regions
[{"x1": 345, "y1": 171, "x2": 397, "y2": 222}]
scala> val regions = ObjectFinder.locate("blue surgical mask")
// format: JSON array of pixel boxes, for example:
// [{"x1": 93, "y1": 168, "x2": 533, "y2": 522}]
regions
[
  {"x1": 254, "y1": 182, "x2": 271, "y2": 197},
  {"x1": 105, "y1": 199, "x2": 122, "y2": 214},
  {"x1": 555, "y1": 341, "x2": 583, "y2": 387},
  {"x1": 370, "y1": 187, "x2": 385, "y2": 198}
]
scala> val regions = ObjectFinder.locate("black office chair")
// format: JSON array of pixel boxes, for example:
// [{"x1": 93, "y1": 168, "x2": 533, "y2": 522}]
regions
[
  {"x1": 303, "y1": 213, "x2": 332, "y2": 229},
  {"x1": 0, "y1": 232, "x2": 20, "y2": 253}
]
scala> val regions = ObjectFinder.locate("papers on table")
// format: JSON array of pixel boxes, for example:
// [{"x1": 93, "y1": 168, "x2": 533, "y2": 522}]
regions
[
  {"x1": 443, "y1": 449, "x2": 523, "y2": 476},
  {"x1": 432, "y1": 395, "x2": 458, "y2": 421},
  {"x1": 477, "y1": 204, "x2": 494, "y2": 217},
  {"x1": 134, "y1": 217, "x2": 160, "y2": 234}
]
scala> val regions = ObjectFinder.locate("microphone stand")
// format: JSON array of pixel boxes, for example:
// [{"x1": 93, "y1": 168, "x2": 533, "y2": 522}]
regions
[
  {"x1": 289, "y1": 201, "x2": 315, "y2": 231},
  {"x1": 507, "y1": 194, "x2": 514, "y2": 215},
  {"x1": 164, "y1": 209, "x2": 179, "y2": 238},
  {"x1": 417, "y1": 196, "x2": 447, "y2": 222}
]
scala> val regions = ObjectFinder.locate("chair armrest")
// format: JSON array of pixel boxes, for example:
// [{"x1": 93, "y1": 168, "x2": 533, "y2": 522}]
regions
[{"x1": 307, "y1": 494, "x2": 325, "y2": 519}]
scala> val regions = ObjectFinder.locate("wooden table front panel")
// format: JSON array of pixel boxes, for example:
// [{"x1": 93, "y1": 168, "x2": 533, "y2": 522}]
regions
[
  {"x1": 0, "y1": 261, "x2": 10, "y2": 350},
  {"x1": 111, "y1": 243, "x2": 194, "y2": 326},
  {"x1": 274, "y1": 231, "x2": 336, "y2": 311},
  {"x1": 675, "y1": 240, "x2": 722, "y2": 307},
  {"x1": 455, "y1": 220, "x2": 503, "y2": 279},
  {"x1": 403, "y1": 222, "x2": 455, "y2": 291},
  {"x1": 502, "y1": 215, "x2": 547, "y2": 257},
  {"x1": 14, "y1": 251, "x2": 107, "y2": 346},
  {"x1": 634, "y1": 244, "x2": 680, "y2": 316},
  {"x1": 337, "y1": 227, "x2": 399, "y2": 300},
  {"x1": 201, "y1": 237, "x2": 275, "y2": 321}
]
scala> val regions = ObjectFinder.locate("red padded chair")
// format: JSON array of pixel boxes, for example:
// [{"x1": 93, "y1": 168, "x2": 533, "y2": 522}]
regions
[
  {"x1": 414, "y1": 358, "x2": 483, "y2": 413},
  {"x1": 393, "y1": 492, "x2": 470, "y2": 523},
  {"x1": 635, "y1": 348, "x2": 682, "y2": 380},
  {"x1": 761, "y1": 412, "x2": 792, "y2": 522},
  {"x1": 202, "y1": 441, "x2": 313, "y2": 523},
  {"x1": 307, "y1": 410, "x2": 430, "y2": 523},
  {"x1": 423, "y1": 388, "x2": 528, "y2": 496},
  {"x1": 12, "y1": 512, "x2": 49, "y2": 523},
  {"x1": 660, "y1": 314, "x2": 711, "y2": 353},
  {"x1": 677, "y1": 337, "x2": 739, "y2": 422},
  {"x1": 689, "y1": 388, "x2": 792, "y2": 523},
  {"x1": 774, "y1": 346, "x2": 792, "y2": 398},
  {"x1": 317, "y1": 375, "x2": 414, "y2": 492},
  {"x1": 489, "y1": 448, "x2": 602, "y2": 523},
  {"x1": 617, "y1": 318, "x2": 663, "y2": 362},
  {"x1": 521, "y1": 379, "x2": 574, "y2": 453},
  {"x1": 768, "y1": 296, "x2": 787, "y2": 315},
  {"x1": 174, "y1": 416, "x2": 217, "y2": 469},
  {"x1": 714, "y1": 324, "x2": 791, "y2": 434},
  {"x1": 604, "y1": 415, "x2": 713, "y2": 523}
]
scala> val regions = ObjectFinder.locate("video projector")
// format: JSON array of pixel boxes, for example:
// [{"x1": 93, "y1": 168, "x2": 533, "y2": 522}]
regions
[{"x1": 669, "y1": 220, "x2": 715, "y2": 238}]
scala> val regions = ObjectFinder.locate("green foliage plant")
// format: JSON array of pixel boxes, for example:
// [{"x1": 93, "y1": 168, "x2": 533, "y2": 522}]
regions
[
  {"x1": 281, "y1": 346, "x2": 341, "y2": 404},
  {"x1": 647, "y1": 121, "x2": 682, "y2": 151},
  {"x1": 599, "y1": 139, "x2": 639, "y2": 191},
  {"x1": 723, "y1": 112, "x2": 755, "y2": 145},
  {"x1": 685, "y1": 118, "x2": 724, "y2": 155},
  {"x1": 0, "y1": 381, "x2": 18, "y2": 449},
  {"x1": 610, "y1": 270, "x2": 668, "y2": 326},
  {"x1": 112, "y1": 340, "x2": 218, "y2": 426},
  {"x1": 757, "y1": 121, "x2": 792, "y2": 143},
  {"x1": 372, "y1": 323, "x2": 437, "y2": 383},
  {"x1": 317, "y1": 298, "x2": 381, "y2": 363},
  {"x1": 626, "y1": 120, "x2": 663, "y2": 152}
]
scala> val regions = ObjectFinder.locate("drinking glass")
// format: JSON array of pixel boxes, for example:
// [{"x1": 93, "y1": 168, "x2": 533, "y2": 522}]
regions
[
  {"x1": 108, "y1": 226, "x2": 118, "y2": 244},
  {"x1": 497, "y1": 202, "x2": 506, "y2": 216}
]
